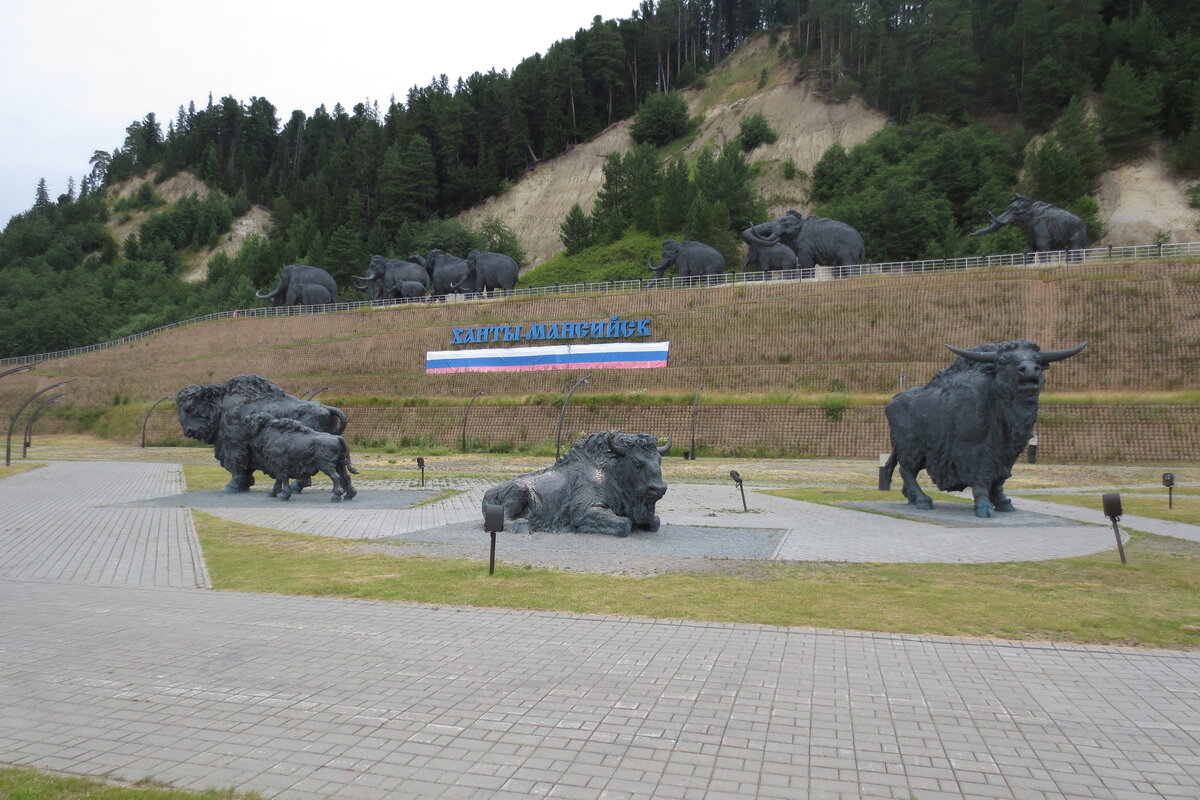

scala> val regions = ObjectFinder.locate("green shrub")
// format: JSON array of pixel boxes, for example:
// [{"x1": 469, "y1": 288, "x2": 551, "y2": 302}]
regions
[
  {"x1": 739, "y1": 112, "x2": 778, "y2": 152},
  {"x1": 630, "y1": 92, "x2": 694, "y2": 147}
]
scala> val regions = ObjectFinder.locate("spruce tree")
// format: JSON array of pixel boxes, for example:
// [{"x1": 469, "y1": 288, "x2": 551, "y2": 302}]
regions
[
  {"x1": 1099, "y1": 61, "x2": 1160, "y2": 160},
  {"x1": 560, "y1": 203, "x2": 594, "y2": 255}
]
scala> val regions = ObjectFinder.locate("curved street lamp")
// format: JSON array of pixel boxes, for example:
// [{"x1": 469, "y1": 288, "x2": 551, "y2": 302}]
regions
[
  {"x1": 0, "y1": 364, "x2": 38, "y2": 381},
  {"x1": 23, "y1": 393, "x2": 65, "y2": 458},
  {"x1": 6, "y1": 380, "x2": 72, "y2": 466},
  {"x1": 555, "y1": 375, "x2": 591, "y2": 460},
  {"x1": 461, "y1": 390, "x2": 485, "y2": 453},
  {"x1": 141, "y1": 394, "x2": 178, "y2": 448},
  {"x1": 301, "y1": 385, "x2": 334, "y2": 400},
  {"x1": 690, "y1": 384, "x2": 706, "y2": 459}
]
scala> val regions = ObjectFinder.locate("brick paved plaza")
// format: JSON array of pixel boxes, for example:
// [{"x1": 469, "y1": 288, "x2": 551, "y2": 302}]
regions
[{"x1": 1, "y1": 457, "x2": 1198, "y2": 799}]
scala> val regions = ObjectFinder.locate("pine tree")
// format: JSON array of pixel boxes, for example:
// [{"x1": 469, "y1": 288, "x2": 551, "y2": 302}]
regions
[
  {"x1": 1099, "y1": 61, "x2": 1160, "y2": 160},
  {"x1": 397, "y1": 135, "x2": 438, "y2": 221},
  {"x1": 560, "y1": 203, "x2": 594, "y2": 254},
  {"x1": 34, "y1": 178, "x2": 52, "y2": 213}
]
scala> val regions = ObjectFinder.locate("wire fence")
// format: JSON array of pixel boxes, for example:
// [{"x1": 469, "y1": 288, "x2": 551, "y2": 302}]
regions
[{"x1": 5, "y1": 240, "x2": 1199, "y2": 367}]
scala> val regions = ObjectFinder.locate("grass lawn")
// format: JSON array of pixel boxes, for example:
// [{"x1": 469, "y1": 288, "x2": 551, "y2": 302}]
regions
[
  {"x1": 0, "y1": 767, "x2": 263, "y2": 799},
  {"x1": 195, "y1": 509, "x2": 1200, "y2": 650}
]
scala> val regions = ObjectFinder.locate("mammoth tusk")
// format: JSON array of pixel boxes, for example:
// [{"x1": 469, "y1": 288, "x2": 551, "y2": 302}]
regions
[
  {"x1": 647, "y1": 257, "x2": 658, "y2": 271},
  {"x1": 1040, "y1": 341, "x2": 1088, "y2": 364},
  {"x1": 944, "y1": 344, "x2": 997, "y2": 363},
  {"x1": 254, "y1": 287, "x2": 276, "y2": 299},
  {"x1": 657, "y1": 436, "x2": 672, "y2": 455}
]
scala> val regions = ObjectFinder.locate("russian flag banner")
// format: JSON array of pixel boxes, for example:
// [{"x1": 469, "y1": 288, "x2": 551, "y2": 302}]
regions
[{"x1": 426, "y1": 341, "x2": 670, "y2": 373}]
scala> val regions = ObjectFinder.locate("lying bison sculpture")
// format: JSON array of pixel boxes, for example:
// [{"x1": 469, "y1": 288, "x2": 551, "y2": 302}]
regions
[
  {"x1": 176, "y1": 374, "x2": 348, "y2": 493},
  {"x1": 483, "y1": 430, "x2": 671, "y2": 535},
  {"x1": 883, "y1": 339, "x2": 1087, "y2": 518},
  {"x1": 243, "y1": 413, "x2": 358, "y2": 502}
]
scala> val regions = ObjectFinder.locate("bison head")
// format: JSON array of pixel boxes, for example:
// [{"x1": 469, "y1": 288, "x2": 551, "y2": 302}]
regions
[
  {"x1": 606, "y1": 431, "x2": 672, "y2": 508},
  {"x1": 945, "y1": 339, "x2": 1087, "y2": 399},
  {"x1": 176, "y1": 383, "x2": 227, "y2": 443}
]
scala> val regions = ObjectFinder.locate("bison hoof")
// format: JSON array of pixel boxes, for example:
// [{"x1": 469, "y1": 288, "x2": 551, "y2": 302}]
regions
[
  {"x1": 974, "y1": 503, "x2": 994, "y2": 518},
  {"x1": 343, "y1": 490, "x2": 357, "y2": 501},
  {"x1": 223, "y1": 482, "x2": 248, "y2": 494},
  {"x1": 329, "y1": 495, "x2": 341, "y2": 503},
  {"x1": 994, "y1": 500, "x2": 1015, "y2": 513},
  {"x1": 914, "y1": 497, "x2": 933, "y2": 510},
  {"x1": 280, "y1": 495, "x2": 291, "y2": 501}
]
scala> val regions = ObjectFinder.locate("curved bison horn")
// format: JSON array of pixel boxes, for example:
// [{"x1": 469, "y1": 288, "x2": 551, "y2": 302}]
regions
[
  {"x1": 657, "y1": 436, "x2": 672, "y2": 455},
  {"x1": 944, "y1": 344, "x2": 997, "y2": 363},
  {"x1": 607, "y1": 431, "x2": 627, "y2": 455},
  {"x1": 1040, "y1": 341, "x2": 1088, "y2": 364}
]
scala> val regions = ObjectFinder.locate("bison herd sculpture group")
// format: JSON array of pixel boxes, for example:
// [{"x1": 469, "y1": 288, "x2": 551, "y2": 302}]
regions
[{"x1": 179, "y1": 333, "x2": 1086, "y2": 529}]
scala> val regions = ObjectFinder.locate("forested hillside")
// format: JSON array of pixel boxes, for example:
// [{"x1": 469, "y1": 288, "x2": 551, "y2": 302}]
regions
[{"x1": 3, "y1": 0, "x2": 1200, "y2": 359}]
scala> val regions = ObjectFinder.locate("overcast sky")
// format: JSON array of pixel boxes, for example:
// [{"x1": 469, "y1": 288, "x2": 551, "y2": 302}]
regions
[{"x1": 0, "y1": 0, "x2": 637, "y2": 225}]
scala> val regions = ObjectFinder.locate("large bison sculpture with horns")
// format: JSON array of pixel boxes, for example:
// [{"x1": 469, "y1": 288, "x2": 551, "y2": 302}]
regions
[
  {"x1": 176, "y1": 374, "x2": 348, "y2": 494},
  {"x1": 883, "y1": 339, "x2": 1087, "y2": 518},
  {"x1": 483, "y1": 430, "x2": 671, "y2": 535}
]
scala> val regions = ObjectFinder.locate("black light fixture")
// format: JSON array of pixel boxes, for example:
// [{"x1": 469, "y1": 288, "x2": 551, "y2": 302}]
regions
[
  {"x1": 1026, "y1": 433, "x2": 1038, "y2": 464},
  {"x1": 1163, "y1": 472, "x2": 1175, "y2": 509},
  {"x1": 484, "y1": 504, "x2": 505, "y2": 575},
  {"x1": 1102, "y1": 492, "x2": 1127, "y2": 564},
  {"x1": 729, "y1": 470, "x2": 747, "y2": 511},
  {"x1": 416, "y1": 456, "x2": 425, "y2": 487}
]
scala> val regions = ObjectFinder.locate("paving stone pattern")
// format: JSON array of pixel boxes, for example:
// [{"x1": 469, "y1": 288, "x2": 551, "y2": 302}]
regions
[{"x1": 1, "y1": 460, "x2": 1199, "y2": 799}]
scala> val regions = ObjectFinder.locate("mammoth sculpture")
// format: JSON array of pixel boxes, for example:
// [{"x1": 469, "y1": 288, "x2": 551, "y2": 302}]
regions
[
  {"x1": 742, "y1": 210, "x2": 865, "y2": 278},
  {"x1": 969, "y1": 194, "x2": 1088, "y2": 260},
  {"x1": 452, "y1": 250, "x2": 519, "y2": 297},
  {"x1": 420, "y1": 249, "x2": 470, "y2": 299},
  {"x1": 647, "y1": 240, "x2": 725, "y2": 284},
  {"x1": 176, "y1": 374, "x2": 348, "y2": 493},
  {"x1": 483, "y1": 430, "x2": 671, "y2": 536},
  {"x1": 352, "y1": 255, "x2": 429, "y2": 300},
  {"x1": 883, "y1": 339, "x2": 1087, "y2": 518},
  {"x1": 243, "y1": 413, "x2": 358, "y2": 502},
  {"x1": 742, "y1": 241, "x2": 799, "y2": 276},
  {"x1": 255, "y1": 264, "x2": 338, "y2": 307}
]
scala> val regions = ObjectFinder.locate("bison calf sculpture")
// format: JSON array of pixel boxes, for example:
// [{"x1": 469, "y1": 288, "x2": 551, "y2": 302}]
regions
[
  {"x1": 243, "y1": 413, "x2": 358, "y2": 502},
  {"x1": 176, "y1": 374, "x2": 348, "y2": 493},
  {"x1": 884, "y1": 339, "x2": 1087, "y2": 518},
  {"x1": 483, "y1": 430, "x2": 671, "y2": 535}
]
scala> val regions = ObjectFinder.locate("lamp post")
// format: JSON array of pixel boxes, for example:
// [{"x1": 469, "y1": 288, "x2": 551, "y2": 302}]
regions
[
  {"x1": 6, "y1": 380, "x2": 71, "y2": 466},
  {"x1": 1102, "y1": 493, "x2": 1127, "y2": 564},
  {"x1": 141, "y1": 394, "x2": 177, "y2": 448},
  {"x1": 0, "y1": 364, "x2": 37, "y2": 381},
  {"x1": 23, "y1": 393, "x2": 65, "y2": 457},
  {"x1": 484, "y1": 504, "x2": 505, "y2": 575},
  {"x1": 462, "y1": 390, "x2": 485, "y2": 453},
  {"x1": 301, "y1": 385, "x2": 333, "y2": 400},
  {"x1": 1163, "y1": 472, "x2": 1175, "y2": 509},
  {"x1": 690, "y1": 384, "x2": 705, "y2": 460},
  {"x1": 729, "y1": 470, "x2": 747, "y2": 511},
  {"x1": 555, "y1": 375, "x2": 590, "y2": 459}
]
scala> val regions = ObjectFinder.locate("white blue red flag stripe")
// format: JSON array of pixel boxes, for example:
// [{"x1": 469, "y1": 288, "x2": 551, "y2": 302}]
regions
[{"x1": 426, "y1": 341, "x2": 670, "y2": 373}]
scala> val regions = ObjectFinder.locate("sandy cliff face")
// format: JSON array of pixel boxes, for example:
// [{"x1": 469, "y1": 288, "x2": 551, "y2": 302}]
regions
[
  {"x1": 458, "y1": 36, "x2": 890, "y2": 267},
  {"x1": 1095, "y1": 144, "x2": 1200, "y2": 245}
]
